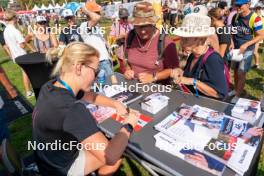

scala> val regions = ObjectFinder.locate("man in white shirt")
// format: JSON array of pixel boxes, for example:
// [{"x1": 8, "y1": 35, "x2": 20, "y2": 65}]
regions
[
  {"x1": 80, "y1": 2, "x2": 113, "y2": 76},
  {"x1": 3, "y1": 10, "x2": 33, "y2": 97},
  {"x1": 169, "y1": 0, "x2": 179, "y2": 27}
]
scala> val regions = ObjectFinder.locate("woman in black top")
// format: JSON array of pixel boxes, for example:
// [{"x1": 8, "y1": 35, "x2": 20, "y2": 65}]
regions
[
  {"x1": 33, "y1": 42, "x2": 139, "y2": 175},
  {"x1": 208, "y1": 8, "x2": 232, "y2": 60},
  {"x1": 171, "y1": 7, "x2": 228, "y2": 100}
]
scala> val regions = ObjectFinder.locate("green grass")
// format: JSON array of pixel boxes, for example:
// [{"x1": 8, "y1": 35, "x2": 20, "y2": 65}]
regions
[{"x1": 0, "y1": 20, "x2": 264, "y2": 175}]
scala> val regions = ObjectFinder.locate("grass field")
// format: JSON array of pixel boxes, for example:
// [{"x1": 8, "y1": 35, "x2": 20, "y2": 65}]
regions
[{"x1": 0, "y1": 21, "x2": 264, "y2": 175}]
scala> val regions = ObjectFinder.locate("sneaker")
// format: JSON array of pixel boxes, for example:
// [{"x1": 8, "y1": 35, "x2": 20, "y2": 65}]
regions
[
  {"x1": 231, "y1": 96, "x2": 240, "y2": 104},
  {"x1": 252, "y1": 64, "x2": 260, "y2": 69},
  {"x1": 228, "y1": 90, "x2": 236, "y2": 97},
  {"x1": 26, "y1": 91, "x2": 34, "y2": 98}
]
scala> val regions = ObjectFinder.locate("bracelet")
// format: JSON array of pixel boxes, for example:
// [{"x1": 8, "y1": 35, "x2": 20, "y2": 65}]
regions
[{"x1": 193, "y1": 79, "x2": 199, "y2": 97}]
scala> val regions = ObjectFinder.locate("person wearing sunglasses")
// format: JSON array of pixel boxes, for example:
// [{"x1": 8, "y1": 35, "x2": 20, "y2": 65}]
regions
[
  {"x1": 59, "y1": 9, "x2": 84, "y2": 45},
  {"x1": 229, "y1": 0, "x2": 264, "y2": 102},
  {"x1": 109, "y1": 8, "x2": 133, "y2": 73},
  {"x1": 124, "y1": 2, "x2": 179, "y2": 84},
  {"x1": 27, "y1": 16, "x2": 58, "y2": 53},
  {"x1": 34, "y1": 42, "x2": 140, "y2": 175}
]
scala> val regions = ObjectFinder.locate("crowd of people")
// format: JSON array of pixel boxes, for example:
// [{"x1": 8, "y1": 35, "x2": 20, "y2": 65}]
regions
[{"x1": 0, "y1": 0, "x2": 264, "y2": 175}]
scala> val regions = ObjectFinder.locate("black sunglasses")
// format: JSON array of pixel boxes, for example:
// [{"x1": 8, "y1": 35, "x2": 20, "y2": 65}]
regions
[{"x1": 83, "y1": 64, "x2": 99, "y2": 77}]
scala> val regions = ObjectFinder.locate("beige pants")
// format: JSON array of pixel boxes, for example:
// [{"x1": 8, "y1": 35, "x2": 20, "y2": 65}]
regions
[{"x1": 67, "y1": 149, "x2": 85, "y2": 176}]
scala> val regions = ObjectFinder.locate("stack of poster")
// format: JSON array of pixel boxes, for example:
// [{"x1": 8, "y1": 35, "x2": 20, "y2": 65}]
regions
[
  {"x1": 154, "y1": 104, "x2": 263, "y2": 175},
  {"x1": 231, "y1": 98, "x2": 261, "y2": 124}
]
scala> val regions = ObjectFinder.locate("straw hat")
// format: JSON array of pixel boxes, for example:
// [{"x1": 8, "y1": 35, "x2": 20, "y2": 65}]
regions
[
  {"x1": 129, "y1": 2, "x2": 159, "y2": 26},
  {"x1": 173, "y1": 5, "x2": 215, "y2": 37}
]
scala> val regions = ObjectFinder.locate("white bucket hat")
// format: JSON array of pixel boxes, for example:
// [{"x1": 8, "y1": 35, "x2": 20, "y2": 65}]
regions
[
  {"x1": 36, "y1": 16, "x2": 47, "y2": 23},
  {"x1": 173, "y1": 5, "x2": 215, "y2": 37}
]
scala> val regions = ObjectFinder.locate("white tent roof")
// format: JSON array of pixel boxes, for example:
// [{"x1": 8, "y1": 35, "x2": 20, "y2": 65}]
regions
[
  {"x1": 48, "y1": 4, "x2": 54, "y2": 9},
  {"x1": 55, "y1": 3, "x2": 61, "y2": 9},
  {"x1": 32, "y1": 5, "x2": 40, "y2": 11},
  {"x1": 40, "y1": 4, "x2": 48, "y2": 10}
]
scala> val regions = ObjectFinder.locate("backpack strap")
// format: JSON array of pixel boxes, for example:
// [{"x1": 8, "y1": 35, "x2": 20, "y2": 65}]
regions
[
  {"x1": 156, "y1": 31, "x2": 166, "y2": 65},
  {"x1": 195, "y1": 47, "x2": 214, "y2": 80},
  {"x1": 124, "y1": 29, "x2": 136, "y2": 62}
]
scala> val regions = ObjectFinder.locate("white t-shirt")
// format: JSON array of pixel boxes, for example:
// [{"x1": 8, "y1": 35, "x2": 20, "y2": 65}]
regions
[
  {"x1": 4, "y1": 24, "x2": 26, "y2": 61},
  {"x1": 80, "y1": 22, "x2": 110, "y2": 61},
  {"x1": 169, "y1": 0, "x2": 178, "y2": 14}
]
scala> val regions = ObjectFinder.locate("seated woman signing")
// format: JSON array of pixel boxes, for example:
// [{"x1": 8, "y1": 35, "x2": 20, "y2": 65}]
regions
[{"x1": 33, "y1": 42, "x2": 139, "y2": 176}]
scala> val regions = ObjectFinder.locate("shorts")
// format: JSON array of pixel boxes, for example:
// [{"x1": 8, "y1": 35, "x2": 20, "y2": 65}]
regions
[
  {"x1": 0, "y1": 109, "x2": 9, "y2": 144},
  {"x1": 67, "y1": 149, "x2": 85, "y2": 176},
  {"x1": 231, "y1": 50, "x2": 253, "y2": 72}
]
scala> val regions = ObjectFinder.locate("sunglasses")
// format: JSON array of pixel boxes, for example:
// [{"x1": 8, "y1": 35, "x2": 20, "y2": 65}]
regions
[{"x1": 83, "y1": 64, "x2": 99, "y2": 77}]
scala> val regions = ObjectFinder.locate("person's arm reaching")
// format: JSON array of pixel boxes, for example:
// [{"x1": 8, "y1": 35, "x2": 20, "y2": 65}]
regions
[{"x1": 82, "y1": 7, "x2": 101, "y2": 28}]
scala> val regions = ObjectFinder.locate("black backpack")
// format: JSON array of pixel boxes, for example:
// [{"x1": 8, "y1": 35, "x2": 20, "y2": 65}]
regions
[{"x1": 124, "y1": 29, "x2": 166, "y2": 66}]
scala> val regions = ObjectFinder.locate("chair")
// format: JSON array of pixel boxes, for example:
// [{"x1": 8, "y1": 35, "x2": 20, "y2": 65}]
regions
[{"x1": 15, "y1": 52, "x2": 57, "y2": 99}]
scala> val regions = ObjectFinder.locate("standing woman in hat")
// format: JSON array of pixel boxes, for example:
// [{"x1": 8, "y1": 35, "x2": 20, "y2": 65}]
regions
[
  {"x1": 27, "y1": 16, "x2": 58, "y2": 53},
  {"x1": 171, "y1": 6, "x2": 228, "y2": 100},
  {"x1": 124, "y1": 2, "x2": 179, "y2": 84},
  {"x1": 110, "y1": 8, "x2": 133, "y2": 73}
]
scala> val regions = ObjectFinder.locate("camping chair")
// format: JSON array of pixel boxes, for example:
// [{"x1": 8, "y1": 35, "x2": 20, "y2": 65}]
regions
[
  {"x1": 1, "y1": 138, "x2": 40, "y2": 176},
  {"x1": 15, "y1": 52, "x2": 57, "y2": 99}
]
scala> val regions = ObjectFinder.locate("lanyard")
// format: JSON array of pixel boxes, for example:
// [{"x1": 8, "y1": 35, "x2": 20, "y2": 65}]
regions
[{"x1": 58, "y1": 78, "x2": 75, "y2": 96}]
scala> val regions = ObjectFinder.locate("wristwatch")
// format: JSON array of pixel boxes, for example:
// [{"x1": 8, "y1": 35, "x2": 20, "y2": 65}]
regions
[{"x1": 121, "y1": 123, "x2": 134, "y2": 134}]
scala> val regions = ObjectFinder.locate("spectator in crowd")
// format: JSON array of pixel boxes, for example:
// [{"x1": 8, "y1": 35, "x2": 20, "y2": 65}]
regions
[
  {"x1": 209, "y1": 8, "x2": 232, "y2": 61},
  {"x1": 183, "y1": 0, "x2": 195, "y2": 16},
  {"x1": 27, "y1": 16, "x2": 58, "y2": 53},
  {"x1": 34, "y1": 42, "x2": 139, "y2": 175},
  {"x1": 80, "y1": 1, "x2": 113, "y2": 76},
  {"x1": 169, "y1": 0, "x2": 179, "y2": 27},
  {"x1": 124, "y1": 2, "x2": 179, "y2": 84},
  {"x1": 230, "y1": 0, "x2": 264, "y2": 101},
  {"x1": 218, "y1": 1, "x2": 229, "y2": 24},
  {"x1": 227, "y1": 6, "x2": 238, "y2": 26},
  {"x1": 171, "y1": 5, "x2": 228, "y2": 100},
  {"x1": 59, "y1": 9, "x2": 83, "y2": 45},
  {"x1": 0, "y1": 22, "x2": 17, "y2": 99},
  {"x1": 110, "y1": 8, "x2": 133, "y2": 73},
  {"x1": 3, "y1": 10, "x2": 34, "y2": 98},
  {"x1": 253, "y1": 6, "x2": 263, "y2": 69},
  {"x1": 162, "y1": 0, "x2": 170, "y2": 26}
]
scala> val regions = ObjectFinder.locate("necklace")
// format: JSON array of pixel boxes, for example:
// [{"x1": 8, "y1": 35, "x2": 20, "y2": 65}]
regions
[{"x1": 135, "y1": 30, "x2": 157, "y2": 53}]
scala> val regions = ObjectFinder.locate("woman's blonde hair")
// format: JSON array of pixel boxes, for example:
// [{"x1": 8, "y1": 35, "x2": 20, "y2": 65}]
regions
[{"x1": 46, "y1": 42, "x2": 100, "y2": 76}]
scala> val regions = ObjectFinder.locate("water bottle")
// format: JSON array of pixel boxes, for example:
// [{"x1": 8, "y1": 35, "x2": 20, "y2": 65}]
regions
[{"x1": 97, "y1": 69, "x2": 106, "y2": 93}]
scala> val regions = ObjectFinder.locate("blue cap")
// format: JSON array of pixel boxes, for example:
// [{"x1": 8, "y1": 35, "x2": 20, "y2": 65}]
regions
[{"x1": 235, "y1": 0, "x2": 250, "y2": 5}]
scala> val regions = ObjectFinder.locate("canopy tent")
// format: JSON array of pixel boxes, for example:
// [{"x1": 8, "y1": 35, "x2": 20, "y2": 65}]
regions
[
  {"x1": 48, "y1": 4, "x2": 55, "y2": 10},
  {"x1": 32, "y1": 5, "x2": 40, "y2": 11},
  {"x1": 40, "y1": 4, "x2": 48, "y2": 11},
  {"x1": 55, "y1": 3, "x2": 62, "y2": 9}
]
